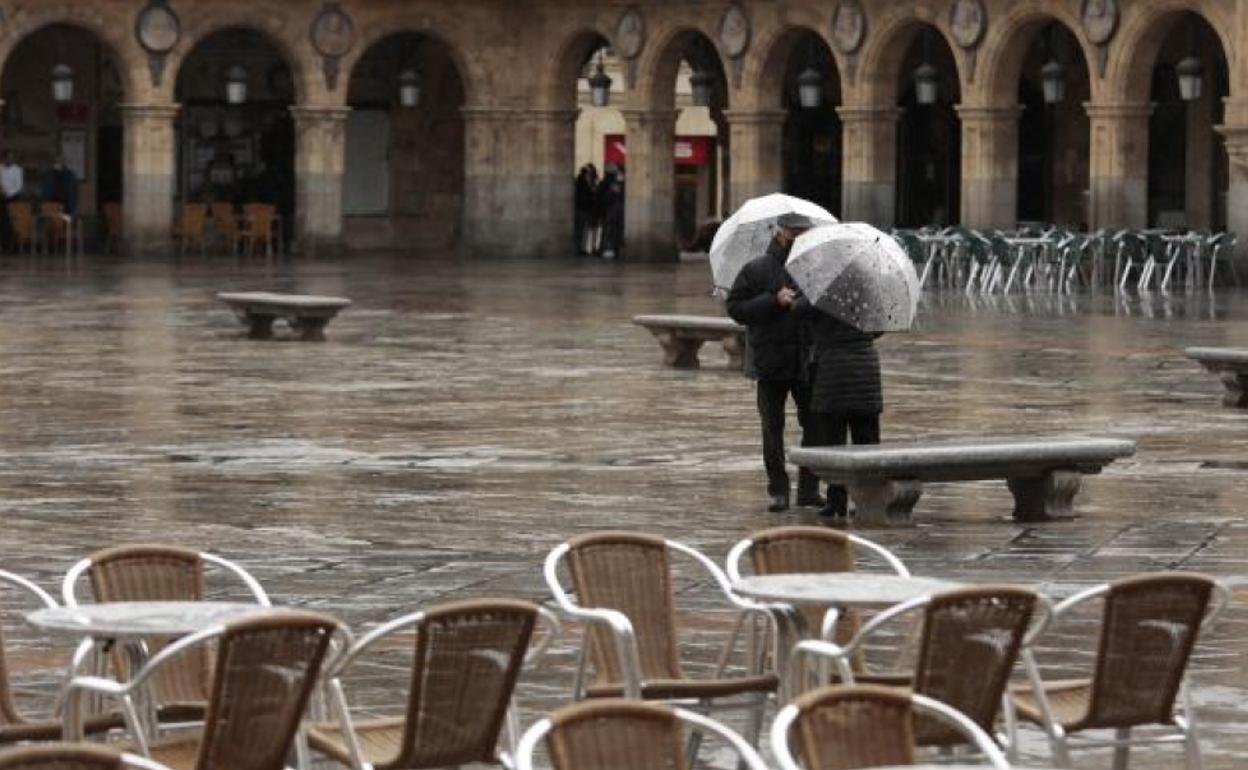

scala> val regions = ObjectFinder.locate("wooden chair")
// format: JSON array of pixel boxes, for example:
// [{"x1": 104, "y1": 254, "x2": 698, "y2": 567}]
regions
[
  {"x1": 171, "y1": 204, "x2": 207, "y2": 257},
  {"x1": 516, "y1": 699, "x2": 769, "y2": 770},
  {"x1": 62, "y1": 544, "x2": 270, "y2": 723},
  {"x1": 236, "y1": 203, "x2": 278, "y2": 257},
  {"x1": 6, "y1": 202, "x2": 35, "y2": 254},
  {"x1": 65, "y1": 611, "x2": 347, "y2": 770},
  {"x1": 544, "y1": 532, "x2": 779, "y2": 757},
  {"x1": 102, "y1": 203, "x2": 123, "y2": 254},
  {"x1": 40, "y1": 202, "x2": 68, "y2": 254},
  {"x1": 771, "y1": 684, "x2": 1011, "y2": 770},
  {"x1": 794, "y1": 585, "x2": 1048, "y2": 750},
  {"x1": 0, "y1": 744, "x2": 172, "y2": 770},
  {"x1": 209, "y1": 202, "x2": 238, "y2": 254},
  {"x1": 308, "y1": 599, "x2": 558, "y2": 770},
  {"x1": 1004, "y1": 572, "x2": 1229, "y2": 770}
]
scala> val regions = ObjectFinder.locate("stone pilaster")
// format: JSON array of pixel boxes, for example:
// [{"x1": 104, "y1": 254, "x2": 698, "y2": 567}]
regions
[
  {"x1": 1085, "y1": 102, "x2": 1152, "y2": 230},
  {"x1": 723, "y1": 109, "x2": 785, "y2": 211},
  {"x1": 837, "y1": 106, "x2": 902, "y2": 225},
  {"x1": 620, "y1": 108, "x2": 679, "y2": 262},
  {"x1": 957, "y1": 105, "x2": 1021, "y2": 230},
  {"x1": 120, "y1": 103, "x2": 179, "y2": 256},
  {"x1": 1216, "y1": 122, "x2": 1248, "y2": 272},
  {"x1": 461, "y1": 106, "x2": 578, "y2": 258},
  {"x1": 291, "y1": 106, "x2": 350, "y2": 255}
]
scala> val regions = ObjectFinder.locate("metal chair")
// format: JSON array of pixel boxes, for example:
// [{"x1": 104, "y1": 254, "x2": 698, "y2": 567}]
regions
[
  {"x1": 6, "y1": 202, "x2": 35, "y2": 254},
  {"x1": 544, "y1": 532, "x2": 779, "y2": 751},
  {"x1": 64, "y1": 610, "x2": 349, "y2": 770},
  {"x1": 771, "y1": 684, "x2": 1011, "y2": 770},
  {"x1": 0, "y1": 744, "x2": 172, "y2": 770},
  {"x1": 792, "y1": 585, "x2": 1049, "y2": 749},
  {"x1": 308, "y1": 599, "x2": 559, "y2": 770},
  {"x1": 1003, "y1": 572, "x2": 1229, "y2": 770},
  {"x1": 516, "y1": 698, "x2": 769, "y2": 770},
  {"x1": 62, "y1": 544, "x2": 270, "y2": 721}
]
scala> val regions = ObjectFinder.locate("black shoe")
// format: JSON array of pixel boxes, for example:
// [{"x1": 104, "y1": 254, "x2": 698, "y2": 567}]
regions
[
  {"x1": 796, "y1": 492, "x2": 824, "y2": 508},
  {"x1": 768, "y1": 494, "x2": 790, "y2": 513},
  {"x1": 817, "y1": 503, "x2": 847, "y2": 519}
]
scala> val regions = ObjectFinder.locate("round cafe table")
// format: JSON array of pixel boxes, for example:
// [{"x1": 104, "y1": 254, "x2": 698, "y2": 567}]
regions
[{"x1": 732, "y1": 573, "x2": 964, "y2": 699}]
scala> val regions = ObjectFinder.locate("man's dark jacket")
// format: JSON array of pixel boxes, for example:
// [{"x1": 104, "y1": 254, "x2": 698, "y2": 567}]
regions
[{"x1": 725, "y1": 239, "x2": 809, "y2": 381}]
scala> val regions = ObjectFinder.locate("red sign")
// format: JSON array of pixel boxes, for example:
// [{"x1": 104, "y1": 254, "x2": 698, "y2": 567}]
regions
[
  {"x1": 56, "y1": 102, "x2": 91, "y2": 125},
  {"x1": 604, "y1": 135, "x2": 713, "y2": 167}
]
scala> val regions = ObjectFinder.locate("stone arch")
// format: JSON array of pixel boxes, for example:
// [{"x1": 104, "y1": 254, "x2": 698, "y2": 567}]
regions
[
  {"x1": 344, "y1": 21, "x2": 482, "y2": 108},
  {"x1": 1108, "y1": 1, "x2": 1235, "y2": 103},
  {"x1": 855, "y1": 8, "x2": 965, "y2": 106},
  {"x1": 544, "y1": 26, "x2": 614, "y2": 110},
  {"x1": 0, "y1": 15, "x2": 137, "y2": 100},
  {"x1": 977, "y1": 4, "x2": 1097, "y2": 106},
  {"x1": 632, "y1": 23, "x2": 730, "y2": 111},
  {"x1": 749, "y1": 23, "x2": 842, "y2": 111},
  {"x1": 168, "y1": 17, "x2": 309, "y2": 105}
]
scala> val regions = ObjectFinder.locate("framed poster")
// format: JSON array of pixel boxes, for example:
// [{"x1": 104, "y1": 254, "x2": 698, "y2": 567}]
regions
[{"x1": 60, "y1": 129, "x2": 88, "y2": 182}]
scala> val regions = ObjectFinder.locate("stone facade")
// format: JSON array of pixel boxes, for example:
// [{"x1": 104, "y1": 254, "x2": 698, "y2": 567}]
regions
[{"x1": 0, "y1": 0, "x2": 1244, "y2": 263}]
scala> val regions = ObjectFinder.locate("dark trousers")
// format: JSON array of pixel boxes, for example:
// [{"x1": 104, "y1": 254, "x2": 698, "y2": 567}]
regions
[
  {"x1": 0, "y1": 196, "x2": 14, "y2": 252},
  {"x1": 756, "y1": 379, "x2": 818, "y2": 498},
  {"x1": 814, "y1": 410, "x2": 881, "y2": 514},
  {"x1": 574, "y1": 208, "x2": 590, "y2": 254}
]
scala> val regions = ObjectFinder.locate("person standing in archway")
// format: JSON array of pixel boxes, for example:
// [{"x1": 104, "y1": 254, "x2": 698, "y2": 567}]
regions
[
  {"x1": 574, "y1": 165, "x2": 595, "y2": 256},
  {"x1": 726, "y1": 213, "x2": 820, "y2": 512},
  {"x1": 0, "y1": 152, "x2": 24, "y2": 252}
]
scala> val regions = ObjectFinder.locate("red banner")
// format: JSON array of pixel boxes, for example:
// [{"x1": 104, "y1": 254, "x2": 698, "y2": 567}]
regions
[{"x1": 604, "y1": 135, "x2": 713, "y2": 167}]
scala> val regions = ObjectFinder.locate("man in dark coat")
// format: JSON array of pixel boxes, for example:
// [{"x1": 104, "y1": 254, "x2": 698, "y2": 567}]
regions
[
  {"x1": 726, "y1": 213, "x2": 820, "y2": 512},
  {"x1": 573, "y1": 165, "x2": 595, "y2": 255}
]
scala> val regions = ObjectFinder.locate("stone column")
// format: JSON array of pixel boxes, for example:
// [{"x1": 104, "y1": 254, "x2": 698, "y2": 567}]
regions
[
  {"x1": 957, "y1": 105, "x2": 1020, "y2": 230},
  {"x1": 290, "y1": 106, "x2": 350, "y2": 255},
  {"x1": 723, "y1": 109, "x2": 785, "y2": 211},
  {"x1": 620, "y1": 108, "x2": 679, "y2": 262},
  {"x1": 1217, "y1": 122, "x2": 1248, "y2": 273},
  {"x1": 1085, "y1": 102, "x2": 1152, "y2": 230},
  {"x1": 461, "y1": 107, "x2": 578, "y2": 258},
  {"x1": 120, "y1": 103, "x2": 179, "y2": 256},
  {"x1": 837, "y1": 106, "x2": 902, "y2": 225}
]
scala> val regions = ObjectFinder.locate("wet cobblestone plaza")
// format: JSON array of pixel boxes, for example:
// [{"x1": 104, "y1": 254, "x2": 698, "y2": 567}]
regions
[{"x1": 0, "y1": 254, "x2": 1245, "y2": 768}]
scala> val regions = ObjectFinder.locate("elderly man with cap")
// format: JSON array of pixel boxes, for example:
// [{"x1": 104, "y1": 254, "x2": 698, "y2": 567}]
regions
[{"x1": 726, "y1": 212, "x2": 820, "y2": 512}]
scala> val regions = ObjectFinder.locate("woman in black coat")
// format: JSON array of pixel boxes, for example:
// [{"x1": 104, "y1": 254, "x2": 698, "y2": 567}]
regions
[{"x1": 796, "y1": 301, "x2": 883, "y2": 519}]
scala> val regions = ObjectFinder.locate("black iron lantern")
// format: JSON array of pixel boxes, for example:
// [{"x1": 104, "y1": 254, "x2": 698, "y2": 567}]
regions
[
  {"x1": 225, "y1": 64, "x2": 248, "y2": 105},
  {"x1": 1041, "y1": 59, "x2": 1066, "y2": 104},
  {"x1": 913, "y1": 30, "x2": 938, "y2": 106},
  {"x1": 689, "y1": 68, "x2": 714, "y2": 107},
  {"x1": 51, "y1": 64, "x2": 74, "y2": 103},
  {"x1": 588, "y1": 54, "x2": 612, "y2": 107},
  {"x1": 398, "y1": 68, "x2": 421, "y2": 108},
  {"x1": 797, "y1": 66, "x2": 824, "y2": 109}
]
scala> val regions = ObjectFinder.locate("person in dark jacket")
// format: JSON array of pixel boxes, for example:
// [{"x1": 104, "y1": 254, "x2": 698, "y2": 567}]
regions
[
  {"x1": 726, "y1": 213, "x2": 820, "y2": 512},
  {"x1": 797, "y1": 307, "x2": 884, "y2": 519},
  {"x1": 599, "y1": 166, "x2": 624, "y2": 259},
  {"x1": 573, "y1": 165, "x2": 596, "y2": 255}
]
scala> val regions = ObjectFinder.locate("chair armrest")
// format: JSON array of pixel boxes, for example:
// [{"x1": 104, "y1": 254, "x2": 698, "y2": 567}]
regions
[
  {"x1": 62, "y1": 675, "x2": 141, "y2": 746},
  {"x1": 789, "y1": 640, "x2": 855, "y2": 694}
]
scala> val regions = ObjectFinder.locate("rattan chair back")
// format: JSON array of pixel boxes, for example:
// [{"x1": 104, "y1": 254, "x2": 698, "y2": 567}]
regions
[
  {"x1": 1080, "y1": 572, "x2": 1214, "y2": 729},
  {"x1": 6, "y1": 203, "x2": 33, "y2": 247},
  {"x1": 565, "y1": 532, "x2": 682, "y2": 686},
  {"x1": 745, "y1": 527, "x2": 861, "y2": 653},
  {"x1": 210, "y1": 203, "x2": 237, "y2": 237},
  {"x1": 85, "y1": 545, "x2": 210, "y2": 712},
  {"x1": 197, "y1": 611, "x2": 337, "y2": 770},
  {"x1": 788, "y1": 685, "x2": 915, "y2": 770},
  {"x1": 0, "y1": 574, "x2": 54, "y2": 730},
  {"x1": 912, "y1": 585, "x2": 1036, "y2": 745},
  {"x1": 545, "y1": 699, "x2": 687, "y2": 770},
  {"x1": 0, "y1": 744, "x2": 130, "y2": 770},
  {"x1": 388, "y1": 599, "x2": 538, "y2": 769}
]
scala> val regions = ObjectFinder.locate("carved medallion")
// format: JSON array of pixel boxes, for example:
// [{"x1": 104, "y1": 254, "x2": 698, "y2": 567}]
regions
[
  {"x1": 719, "y1": 4, "x2": 750, "y2": 59},
  {"x1": 1081, "y1": 0, "x2": 1119, "y2": 46},
  {"x1": 949, "y1": 0, "x2": 986, "y2": 50},
  {"x1": 136, "y1": 0, "x2": 179, "y2": 54},
  {"x1": 831, "y1": 0, "x2": 867, "y2": 56},
  {"x1": 310, "y1": 2, "x2": 355, "y2": 92},
  {"x1": 615, "y1": 7, "x2": 646, "y2": 60}
]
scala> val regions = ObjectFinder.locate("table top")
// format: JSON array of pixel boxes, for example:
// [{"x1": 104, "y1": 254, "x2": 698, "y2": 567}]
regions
[
  {"x1": 732, "y1": 573, "x2": 963, "y2": 609},
  {"x1": 217, "y1": 292, "x2": 352, "y2": 308},
  {"x1": 27, "y1": 601, "x2": 271, "y2": 637}
]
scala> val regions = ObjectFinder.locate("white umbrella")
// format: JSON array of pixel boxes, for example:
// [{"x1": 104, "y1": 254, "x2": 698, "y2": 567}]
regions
[
  {"x1": 709, "y1": 193, "x2": 837, "y2": 294},
  {"x1": 785, "y1": 222, "x2": 921, "y2": 333}
]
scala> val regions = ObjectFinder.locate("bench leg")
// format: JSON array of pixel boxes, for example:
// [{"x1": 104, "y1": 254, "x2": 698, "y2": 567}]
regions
[
  {"x1": 290, "y1": 318, "x2": 330, "y2": 342},
  {"x1": 847, "y1": 480, "x2": 922, "y2": 527},
  {"x1": 651, "y1": 330, "x2": 703, "y2": 368},
  {"x1": 723, "y1": 334, "x2": 745, "y2": 371},
  {"x1": 1006, "y1": 471, "x2": 1082, "y2": 522},
  {"x1": 1218, "y1": 371, "x2": 1248, "y2": 408},
  {"x1": 243, "y1": 313, "x2": 276, "y2": 340}
]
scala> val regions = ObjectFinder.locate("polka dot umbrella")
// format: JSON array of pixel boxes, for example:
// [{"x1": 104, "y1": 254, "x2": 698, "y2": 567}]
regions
[{"x1": 785, "y1": 222, "x2": 921, "y2": 332}]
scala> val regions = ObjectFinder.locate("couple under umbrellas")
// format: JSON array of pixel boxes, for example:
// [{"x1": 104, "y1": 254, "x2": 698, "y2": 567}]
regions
[{"x1": 712, "y1": 194, "x2": 919, "y2": 518}]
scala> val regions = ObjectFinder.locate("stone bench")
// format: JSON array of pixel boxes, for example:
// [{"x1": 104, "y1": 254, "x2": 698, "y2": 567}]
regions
[
  {"x1": 789, "y1": 436, "x2": 1136, "y2": 527},
  {"x1": 1185, "y1": 347, "x2": 1248, "y2": 407},
  {"x1": 218, "y1": 292, "x2": 352, "y2": 341},
  {"x1": 632, "y1": 314, "x2": 746, "y2": 370}
]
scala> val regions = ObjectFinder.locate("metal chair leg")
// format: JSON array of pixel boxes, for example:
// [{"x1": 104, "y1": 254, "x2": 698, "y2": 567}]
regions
[{"x1": 1112, "y1": 727, "x2": 1131, "y2": 770}]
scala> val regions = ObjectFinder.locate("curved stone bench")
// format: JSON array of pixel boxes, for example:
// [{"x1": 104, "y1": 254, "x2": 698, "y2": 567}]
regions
[
  {"x1": 632, "y1": 314, "x2": 746, "y2": 370},
  {"x1": 218, "y1": 292, "x2": 352, "y2": 341},
  {"x1": 790, "y1": 436, "x2": 1136, "y2": 527},
  {"x1": 1186, "y1": 347, "x2": 1248, "y2": 407}
]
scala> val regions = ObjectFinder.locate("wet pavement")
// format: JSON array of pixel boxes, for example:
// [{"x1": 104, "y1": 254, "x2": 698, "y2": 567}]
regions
[{"x1": 0, "y1": 252, "x2": 1245, "y2": 768}]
